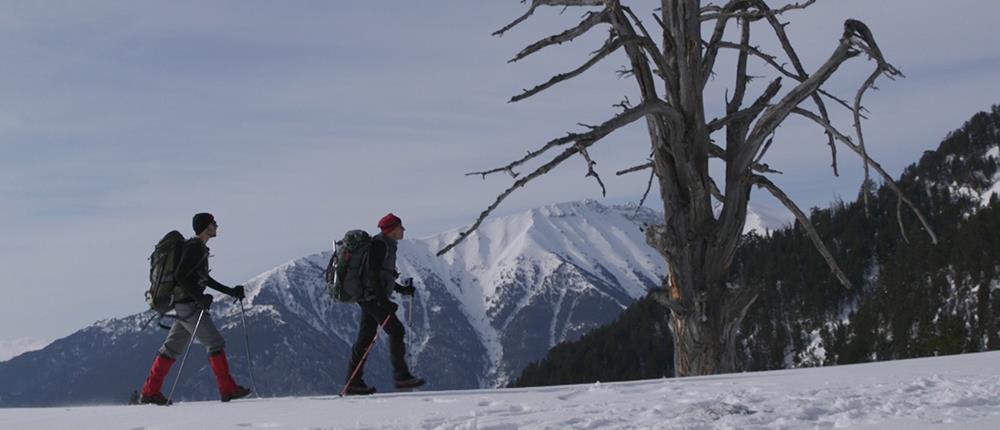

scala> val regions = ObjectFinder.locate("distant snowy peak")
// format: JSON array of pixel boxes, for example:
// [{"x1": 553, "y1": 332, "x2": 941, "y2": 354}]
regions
[
  {"x1": 419, "y1": 200, "x2": 652, "y2": 252},
  {"x1": 407, "y1": 200, "x2": 666, "y2": 298},
  {"x1": 418, "y1": 199, "x2": 785, "y2": 261}
]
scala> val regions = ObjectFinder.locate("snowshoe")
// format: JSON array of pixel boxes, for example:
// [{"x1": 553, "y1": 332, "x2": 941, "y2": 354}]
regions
[
  {"x1": 344, "y1": 384, "x2": 377, "y2": 396},
  {"x1": 394, "y1": 376, "x2": 425, "y2": 390},
  {"x1": 221, "y1": 385, "x2": 252, "y2": 402},
  {"x1": 139, "y1": 392, "x2": 172, "y2": 406}
]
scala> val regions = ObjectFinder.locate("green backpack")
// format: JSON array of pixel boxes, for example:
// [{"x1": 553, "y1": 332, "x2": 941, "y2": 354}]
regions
[
  {"x1": 146, "y1": 230, "x2": 185, "y2": 314},
  {"x1": 323, "y1": 230, "x2": 372, "y2": 303}
]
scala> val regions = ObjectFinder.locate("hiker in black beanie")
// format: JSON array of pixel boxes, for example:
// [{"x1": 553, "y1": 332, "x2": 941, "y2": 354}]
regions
[{"x1": 139, "y1": 212, "x2": 251, "y2": 405}]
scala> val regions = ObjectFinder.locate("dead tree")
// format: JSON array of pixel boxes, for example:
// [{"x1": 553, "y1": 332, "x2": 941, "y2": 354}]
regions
[{"x1": 437, "y1": 0, "x2": 937, "y2": 376}]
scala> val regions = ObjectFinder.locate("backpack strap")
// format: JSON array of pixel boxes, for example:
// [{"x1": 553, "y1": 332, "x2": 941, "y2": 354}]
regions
[{"x1": 140, "y1": 311, "x2": 180, "y2": 331}]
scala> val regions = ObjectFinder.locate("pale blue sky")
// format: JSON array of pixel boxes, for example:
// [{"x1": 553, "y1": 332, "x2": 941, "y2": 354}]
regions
[{"x1": 1, "y1": 1, "x2": 999, "y2": 345}]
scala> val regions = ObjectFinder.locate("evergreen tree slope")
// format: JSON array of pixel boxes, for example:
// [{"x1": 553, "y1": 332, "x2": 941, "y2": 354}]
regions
[
  {"x1": 510, "y1": 295, "x2": 673, "y2": 387},
  {"x1": 513, "y1": 105, "x2": 1000, "y2": 386}
]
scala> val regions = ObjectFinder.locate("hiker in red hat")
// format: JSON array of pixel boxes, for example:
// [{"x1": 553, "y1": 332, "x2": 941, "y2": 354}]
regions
[{"x1": 343, "y1": 213, "x2": 425, "y2": 395}]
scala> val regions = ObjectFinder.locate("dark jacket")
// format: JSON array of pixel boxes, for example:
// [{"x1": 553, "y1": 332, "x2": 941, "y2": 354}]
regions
[
  {"x1": 173, "y1": 238, "x2": 237, "y2": 302},
  {"x1": 363, "y1": 233, "x2": 399, "y2": 301}
]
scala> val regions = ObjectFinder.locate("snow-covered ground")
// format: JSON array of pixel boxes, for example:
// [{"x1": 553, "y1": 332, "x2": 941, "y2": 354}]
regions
[{"x1": 4, "y1": 351, "x2": 1000, "y2": 429}]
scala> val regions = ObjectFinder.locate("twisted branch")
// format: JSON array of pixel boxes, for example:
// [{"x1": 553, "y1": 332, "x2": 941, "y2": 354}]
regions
[
  {"x1": 740, "y1": 19, "x2": 891, "y2": 175},
  {"x1": 510, "y1": 32, "x2": 626, "y2": 103},
  {"x1": 509, "y1": 10, "x2": 610, "y2": 63},
  {"x1": 712, "y1": 41, "x2": 861, "y2": 118},
  {"x1": 753, "y1": 174, "x2": 853, "y2": 289},
  {"x1": 440, "y1": 99, "x2": 676, "y2": 255},
  {"x1": 494, "y1": 0, "x2": 606, "y2": 37},
  {"x1": 578, "y1": 145, "x2": 607, "y2": 196},
  {"x1": 792, "y1": 107, "x2": 938, "y2": 244},
  {"x1": 700, "y1": 0, "x2": 816, "y2": 22}
]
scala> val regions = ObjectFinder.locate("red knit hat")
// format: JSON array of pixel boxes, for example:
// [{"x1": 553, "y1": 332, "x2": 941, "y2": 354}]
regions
[{"x1": 378, "y1": 213, "x2": 403, "y2": 233}]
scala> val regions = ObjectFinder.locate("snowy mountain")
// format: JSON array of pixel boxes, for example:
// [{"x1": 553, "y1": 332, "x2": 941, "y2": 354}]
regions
[
  {"x1": 4, "y1": 350, "x2": 1000, "y2": 429},
  {"x1": 1, "y1": 200, "x2": 790, "y2": 407},
  {"x1": 906, "y1": 107, "x2": 1000, "y2": 213},
  {"x1": 734, "y1": 105, "x2": 1000, "y2": 372}
]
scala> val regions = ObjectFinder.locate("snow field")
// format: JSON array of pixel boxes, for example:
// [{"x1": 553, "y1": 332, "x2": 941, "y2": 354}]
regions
[{"x1": 4, "y1": 350, "x2": 1000, "y2": 429}]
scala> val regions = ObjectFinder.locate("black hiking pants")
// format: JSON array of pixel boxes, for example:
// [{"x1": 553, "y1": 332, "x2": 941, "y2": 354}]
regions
[{"x1": 346, "y1": 299, "x2": 410, "y2": 384}]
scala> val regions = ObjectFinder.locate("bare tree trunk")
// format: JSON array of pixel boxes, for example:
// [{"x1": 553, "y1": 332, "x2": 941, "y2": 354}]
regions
[{"x1": 649, "y1": 217, "x2": 757, "y2": 375}]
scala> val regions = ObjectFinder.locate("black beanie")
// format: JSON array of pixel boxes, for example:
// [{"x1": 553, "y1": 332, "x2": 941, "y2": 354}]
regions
[{"x1": 193, "y1": 212, "x2": 215, "y2": 234}]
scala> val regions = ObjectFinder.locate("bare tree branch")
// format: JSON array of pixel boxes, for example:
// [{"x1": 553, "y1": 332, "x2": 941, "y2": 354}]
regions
[
  {"x1": 792, "y1": 107, "x2": 938, "y2": 244},
  {"x1": 637, "y1": 167, "x2": 656, "y2": 215},
  {"x1": 509, "y1": 10, "x2": 610, "y2": 63},
  {"x1": 619, "y1": 6, "x2": 675, "y2": 93},
  {"x1": 753, "y1": 135, "x2": 775, "y2": 165},
  {"x1": 712, "y1": 41, "x2": 862, "y2": 118},
  {"x1": 896, "y1": 197, "x2": 910, "y2": 244},
  {"x1": 740, "y1": 20, "x2": 885, "y2": 174},
  {"x1": 441, "y1": 100, "x2": 677, "y2": 256},
  {"x1": 711, "y1": 77, "x2": 782, "y2": 133},
  {"x1": 511, "y1": 32, "x2": 625, "y2": 103},
  {"x1": 616, "y1": 161, "x2": 653, "y2": 176},
  {"x1": 853, "y1": 61, "x2": 903, "y2": 213},
  {"x1": 493, "y1": 0, "x2": 606, "y2": 37},
  {"x1": 749, "y1": 0, "x2": 841, "y2": 177},
  {"x1": 702, "y1": 0, "x2": 751, "y2": 90},
  {"x1": 729, "y1": 16, "x2": 752, "y2": 113},
  {"x1": 753, "y1": 174, "x2": 853, "y2": 290},
  {"x1": 578, "y1": 145, "x2": 607, "y2": 196},
  {"x1": 649, "y1": 12, "x2": 678, "y2": 98},
  {"x1": 709, "y1": 177, "x2": 725, "y2": 201},
  {"x1": 468, "y1": 100, "x2": 680, "y2": 179},
  {"x1": 441, "y1": 144, "x2": 580, "y2": 256},
  {"x1": 700, "y1": 0, "x2": 816, "y2": 22},
  {"x1": 612, "y1": 160, "x2": 657, "y2": 214}
]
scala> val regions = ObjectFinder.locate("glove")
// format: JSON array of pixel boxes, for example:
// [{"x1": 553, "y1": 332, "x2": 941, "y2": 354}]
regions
[
  {"x1": 195, "y1": 294, "x2": 214, "y2": 310},
  {"x1": 229, "y1": 285, "x2": 246, "y2": 300},
  {"x1": 394, "y1": 279, "x2": 416, "y2": 296},
  {"x1": 394, "y1": 284, "x2": 415, "y2": 296}
]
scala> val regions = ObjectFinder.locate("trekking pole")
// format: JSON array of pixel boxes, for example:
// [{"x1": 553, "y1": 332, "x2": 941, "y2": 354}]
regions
[
  {"x1": 407, "y1": 295, "x2": 414, "y2": 355},
  {"x1": 405, "y1": 279, "x2": 414, "y2": 352},
  {"x1": 167, "y1": 309, "x2": 205, "y2": 405},
  {"x1": 341, "y1": 314, "x2": 392, "y2": 397},
  {"x1": 237, "y1": 299, "x2": 259, "y2": 398}
]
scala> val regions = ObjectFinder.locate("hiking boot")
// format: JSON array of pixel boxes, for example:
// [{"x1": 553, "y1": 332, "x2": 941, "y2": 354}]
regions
[
  {"x1": 139, "y1": 392, "x2": 171, "y2": 406},
  {"x1": 394, "y1": 376, "x2": 425, "y2": 389},
  {"x1": 221, "y1": 385, "x2": 252, "y2": 402},
  {"x1": 344, "y1": 380, "x2": 377, "y2": 396}
]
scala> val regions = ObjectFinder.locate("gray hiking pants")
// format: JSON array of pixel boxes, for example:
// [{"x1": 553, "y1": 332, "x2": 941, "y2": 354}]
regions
[{"x1": 158, "y1": 302, "x2": 226, "y2": 359}]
